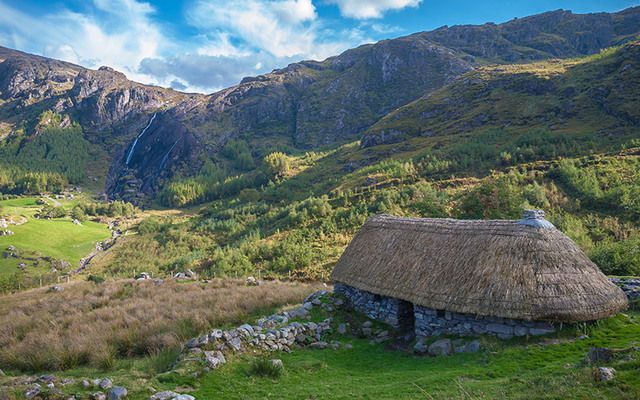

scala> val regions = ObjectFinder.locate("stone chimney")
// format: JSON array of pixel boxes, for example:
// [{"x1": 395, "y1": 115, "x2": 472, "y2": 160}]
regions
[{"x1": 518, "y1": 210, "x2": 555, "y2": 229}]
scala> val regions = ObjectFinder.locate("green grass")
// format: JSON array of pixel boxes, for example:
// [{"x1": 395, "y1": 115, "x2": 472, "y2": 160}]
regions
[
  {"x1": 1, "y1": 294, "x2": 638, "y2": 400},
  {"x1": 193, "y1": 313, "x2": 640, "y2": 400},
  {"x1": 0, "y1": 217, "x2": 109, "y2": 263},
  {"x1": 0, "y1": 197, "x2": 110, "y2": 268}
]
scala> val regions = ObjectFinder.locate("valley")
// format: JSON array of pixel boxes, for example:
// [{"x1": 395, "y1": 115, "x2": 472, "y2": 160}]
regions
[{"x1": 0, "y1": 4, "x2": 639, "y2": 400}]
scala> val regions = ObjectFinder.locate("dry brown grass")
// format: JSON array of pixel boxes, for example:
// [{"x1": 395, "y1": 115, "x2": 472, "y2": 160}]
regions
[{"x1": 0, "y1": 278, "x2": 322, "y2": 372}]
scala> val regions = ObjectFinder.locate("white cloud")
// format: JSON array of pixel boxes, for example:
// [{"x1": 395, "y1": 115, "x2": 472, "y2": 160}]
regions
[
  {"x1": 0, "y1": 0, "x2": 384, "y2": 93},
  {"x1": 327, "y1": 0, "x2": 422, "y2": 19},
  {"x1": 187, "y1": 0, "x2": 320, "y2": 58},
  {"x1": 0, "y1": 0, "x2": 162, "y2": 83}
]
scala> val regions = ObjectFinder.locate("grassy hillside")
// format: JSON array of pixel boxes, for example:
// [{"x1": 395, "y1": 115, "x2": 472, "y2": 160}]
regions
[
  {"x1": 83, "y1": 42, "x2": 632, "y2": 284},
  {"x1": 364, "y1": 41, "x2": 640, "y2": 149},
  {"x1": 0, "y1": 196, "x2": 111, "y2": 291}
]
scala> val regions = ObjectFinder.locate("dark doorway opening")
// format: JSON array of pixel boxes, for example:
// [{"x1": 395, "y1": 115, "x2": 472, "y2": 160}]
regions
[{"x1": 397, "y1": 300, "x2": 415, "y2": 335}]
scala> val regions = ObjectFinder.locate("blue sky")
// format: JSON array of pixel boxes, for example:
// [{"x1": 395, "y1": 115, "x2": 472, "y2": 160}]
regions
[{"x1": 0, "y1": 0, "x2": 637, "y2": 93}]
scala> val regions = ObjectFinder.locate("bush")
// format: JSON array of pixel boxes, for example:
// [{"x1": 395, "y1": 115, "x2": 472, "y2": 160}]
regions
[
  {"x1": 590, "y1": 236, "x2": 640, "y2": 276},
  {"x1": 456, "y1": 176, "x2": 525, "y2": 219},
  {"x1": 70, "y1": 206, "x2": 87, "y2": 222},
  {"x1": 263, "y1": 152, "x2": 291, "y2": 179},
  {"x1": 222, "y1": 140, "x2": 255, "y2": 171},
  {"x1": 38, "y1": 204, "x2": 67, "y2": 219},
  {"x1": 248, "y1": 357, "x2": 285, "y2": 379},
  {"x1": 87, "y1": 275, "x2": 105, "y2": 285},
  {"x1": 137, "y1": 217, "x2": 164, "y2": 235}
]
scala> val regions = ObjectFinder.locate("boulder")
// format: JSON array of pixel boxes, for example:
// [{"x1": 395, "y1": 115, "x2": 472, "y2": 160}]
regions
[
  {"x1": 25, "y1": 385, "x2": 41, "y2": 400},
  {"x1": 464, "y1": 340, "x2": 481, "y2": 353},
  {"x1": 38, "y1": 374, "x2": 56, "y2": 383},
  {"x1": 204, "y1": 351, "x2": 226, "y2": 369},
  {"x1": 428, "y1": 339, "x2": 452, "y2": 356},
  {"x1": 238, "y1": 324, "x2": 254, "y2": 336},
  {"x1": 90, "y1": 393, "x2": 107, "y2": 400},
  {"x1": 108, "y1": 387, "x2": 128, "y2": 400},
  {"x1": 173, "y1": 396, "x2": 196, "y2": 400},
  {"x1": 586, "y1": 347, "x2": 615, "y2": 364},
  {"x1": 271, "y1": 359, "x2": 283, "y2": 368},
  {"x1": 309, "y1": 341, "x2": 328, "y2": 350},
  {"x1": 413, "y1": 338, "x2": 428, "y2": 354},
  {"x1": 228, "y1": 336, "x2": 242, "y2": 351},
  {"x1": 99, "y1": 378, "x2": 113, "y2": 390},
  {"x1": 246, "y1": 276, "x2": 259, "y2": 286},
  {"x1": 149, "y1": 391, "x2": 180, "y2": 400},
  {"x1": 337, "y1": 323, "x2": 347, "y2": 334},
  {"x1": 594, "y1": 367, "x2": 616, "y2": 382}
]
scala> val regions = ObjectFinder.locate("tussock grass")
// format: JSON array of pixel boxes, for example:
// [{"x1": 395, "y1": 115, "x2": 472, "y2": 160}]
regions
[
  {"x1": 0, "y1": 279, "x2": 321, "y2": 372},
  {"x1": 248, "y1": 357, "x2": 285, "y2": 379}
]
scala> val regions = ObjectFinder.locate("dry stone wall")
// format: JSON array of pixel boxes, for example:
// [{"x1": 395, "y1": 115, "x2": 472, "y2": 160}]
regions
[
  {"x1": 414, "y1": 305, "x2": 555, "y2": 339},
  {"x1": 334, "y1": 283, "x2": 411, "y2": 328},
  {"x1": 335, "y1": 283, "x2": 556, "y2": 339}
]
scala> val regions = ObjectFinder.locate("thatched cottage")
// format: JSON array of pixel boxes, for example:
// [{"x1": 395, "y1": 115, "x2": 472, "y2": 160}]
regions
[{"x1": 331, "y1": 211, "x2": 628, "y2": 339}]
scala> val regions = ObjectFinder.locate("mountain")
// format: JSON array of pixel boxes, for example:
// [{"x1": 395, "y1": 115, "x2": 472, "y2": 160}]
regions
[
  {"x1": 363, "y1": 40, "x2": 640, "y2": 147},
  {"x1": 0, "y1": 7, "x2": 639, "y2": 202}
]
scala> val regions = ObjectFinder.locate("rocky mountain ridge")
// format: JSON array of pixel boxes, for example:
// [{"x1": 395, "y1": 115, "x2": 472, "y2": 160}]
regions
[{"x1": 0, "y1": 7, "x2": 638, "y2": 201}]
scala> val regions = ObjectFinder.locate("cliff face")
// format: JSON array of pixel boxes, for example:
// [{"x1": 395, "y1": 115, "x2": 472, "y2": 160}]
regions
[{"x1": 0, "y1": 7, "x2": 638, "y2": 202}]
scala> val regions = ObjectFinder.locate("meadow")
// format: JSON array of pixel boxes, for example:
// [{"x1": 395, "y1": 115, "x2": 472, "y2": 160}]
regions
[
  {"x1": 1, "y1": 280, "x2": 637, "y2": 400},
  {"x1": 195, "y1": 312, "x2": 640, "y2": 400},
  {"x1": 0, "y1": 279, "x2": 322, "y2": 372},
  {"x1": 0, "y1": 196, "x2": 111, "y2": 287}
]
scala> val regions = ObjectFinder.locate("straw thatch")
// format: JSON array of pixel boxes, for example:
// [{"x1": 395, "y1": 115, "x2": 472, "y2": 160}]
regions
[{"x1": 331, "y1": 214, "x2": 627, "y2": 322}]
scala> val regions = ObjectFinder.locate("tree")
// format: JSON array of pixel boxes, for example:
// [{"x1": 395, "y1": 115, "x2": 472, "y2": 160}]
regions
[
  {"x1": 70, "y1": 206, "x2": 87, "y2": 222},
  {"x1": 263, "y1": 152, "x2": 291, "y2": 179}
]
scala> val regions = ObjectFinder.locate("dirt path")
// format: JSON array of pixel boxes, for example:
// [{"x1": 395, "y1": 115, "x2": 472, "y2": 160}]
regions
[
  {"x1": 74, "y1": 222, "x2": 122, "y2": 273},
  {"x1": 43, "y1": 196, "x2": 62, "y2": 207}
]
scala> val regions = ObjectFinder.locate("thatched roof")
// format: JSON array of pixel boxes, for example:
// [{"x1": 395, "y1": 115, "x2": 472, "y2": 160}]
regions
[{"x1": 331, "y1": 212, "x2": 627, "y2": 322}]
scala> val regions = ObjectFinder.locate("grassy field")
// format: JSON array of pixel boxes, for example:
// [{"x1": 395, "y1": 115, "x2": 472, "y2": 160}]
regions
[
  {"x1": 0, "y1": 197, "x2": 110, "y2": 275},
  {"x1": 193, "y1": 312, "x2": 640, "y2": 400},
  {"x1": 0, "y1": 278, "x2": 322, "y2": 372},
  {"x1": 0, "y1": 280, "x2": 638, "y2": 400}
]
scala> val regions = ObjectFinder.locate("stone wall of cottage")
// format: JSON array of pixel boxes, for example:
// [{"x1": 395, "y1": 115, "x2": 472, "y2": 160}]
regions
[
  {"x1": 335, "y1": 283, "x2": 556, "y2": 339},
  {"x1": 414, "y1": 306, "x2": 555, "y2": 339},
  {"x1": 334, "y1": 283, "x2": 412, "y2": 329}
]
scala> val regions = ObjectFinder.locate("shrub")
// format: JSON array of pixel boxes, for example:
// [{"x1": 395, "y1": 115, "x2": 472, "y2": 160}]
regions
[
  {"x1": 590, "y1": 236, "x2": 640, "y2": 276},
  {"x1": 456, "y1": 176, "x2": 525, "y2": 219},
  {"x1": 87, "y1": 275, "x2": 105, "y2": 285},
  {"x1": 222, "y1": 140, "x2": 255, "y2": 171},
  {"x1": 248, "y1": 357, "x2": 285, "y2": 379},
  {"x1": 70, "y1": 206, "x2": 87, "y2": 222},
  {"x1": 38, "y1": 204, "x2": 67, "y2": 219},
  {"x1": 263, "y1": 152, "x2": 291, "y2": 179},
  {"x1": 137, "y1": 217, "x2": 164, "y2": 235}
]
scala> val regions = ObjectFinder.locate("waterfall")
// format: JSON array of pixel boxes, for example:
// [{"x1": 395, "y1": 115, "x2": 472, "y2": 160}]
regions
[
  {"x1": 125, "y1": 113, "x2": 157, "y2": 166},
  {"x1": 159, "y1": 138, "x2": 181, "y2": 170}
]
